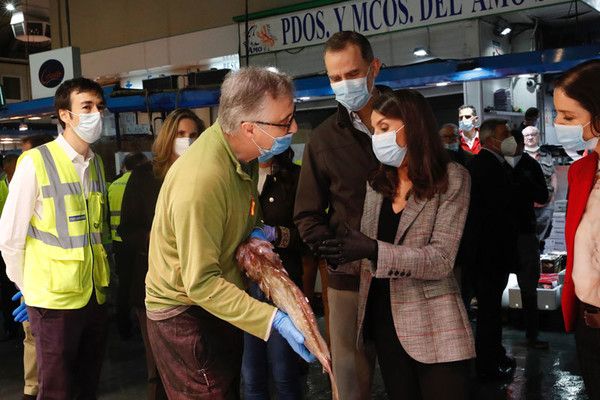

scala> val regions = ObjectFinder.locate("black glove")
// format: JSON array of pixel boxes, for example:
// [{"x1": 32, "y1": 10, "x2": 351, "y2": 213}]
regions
[{"x1": 317, "y1": 227, "x2": 377, "y2": 267}]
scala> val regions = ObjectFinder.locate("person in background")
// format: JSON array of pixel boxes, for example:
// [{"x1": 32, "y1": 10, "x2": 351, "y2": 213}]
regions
[
  {"x1": 318, "y1": 90, "x2": 474, "y2": 399},
  {"x1": 458, "y1": 105, "x2": 481, "y2": 154},
  {"x1": 555, "y1": 60, "x2": 600, "y2": 399},
  {"x1": 0, "y1": 77, "x2": 111, "y2": 399},
  {"x1": 119, "y1": 109, "x2": 204, "y2": 400},
  {"x1": 109, "y1": 151, "x2": 148, "y2": 340},
  {"x1": 21, "y1": 134, "x2": 55, "y2": 152},
  {"x1": 464, "y1": 118, "x2": 519, "y2": 380},
  {"x1": 242, "y1": 147, "x2": 308, "y2": 400},
  {"x1": 145, "y1": 68, "x2": 315, "y2": 399},
  {"x1": 518, "y1": 107, "x2": 540, "y2": 134},
  {"x1": 294, "y1": 31, "x2": 380, "y2": 400},
  {"x1": 505, "y1": 130, "x2": 549, "y2": 349},
  {"x1": 523, "y1": 126, "x2": 558, "y2": 251},
  {"x1": 2, "y1": 154, "x2": 18, "y2": 182},
  {"x1": 439, "y1": 123, "x2": 473, "y2": 167}
]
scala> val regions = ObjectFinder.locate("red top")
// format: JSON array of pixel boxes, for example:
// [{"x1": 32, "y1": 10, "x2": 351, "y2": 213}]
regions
[
  {"x1": 563, "y1": 151, "x2": 598, "y2": 332},
  {"x1": 459, "y1": 129, "x2": 481, "y2": 154}
]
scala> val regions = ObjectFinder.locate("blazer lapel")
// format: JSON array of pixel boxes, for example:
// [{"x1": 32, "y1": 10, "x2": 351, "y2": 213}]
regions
[
  {"x1": 363, "y1": 185, "x2": 383, "y2": 239},
  {"x1": 394, "y1": 194, "x2": 427, "y2": 245}
]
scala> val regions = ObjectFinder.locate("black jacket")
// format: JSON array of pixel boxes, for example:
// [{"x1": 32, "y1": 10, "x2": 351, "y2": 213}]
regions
[
  {"x1": 509, "y1": 153, "x2": 549, "y2": 234},
  {"x1": 447, "y1": 147, "x2": 474, "y2": 168},
  {"x1": 294, "y1": 105, "x2": 379, "y2": 291},
  {"x1": 462, "y1": 149, "x2": 519, "y2": 272},
  {"x1": 260, "y1": 152, "x2": 306, "y2": 286},
  {"x1": 117, "y1": 162, "x2": 163, "y2": 307}
]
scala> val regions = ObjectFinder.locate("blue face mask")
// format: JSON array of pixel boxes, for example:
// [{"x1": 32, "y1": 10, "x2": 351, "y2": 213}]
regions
[
  {"x1": 372, "y1": 126, "x2": 407, "y2": 167},
  {"x1": 445, "y1": 142, "x2": 460, "y2": 152},
  {"x1": 253, "y1": 124, "x2": 293, "y2": 162},
  {"x1": 330, "y1": 66, "x2": 373, "y2": 112},
  {"x1": 459, "y1": 119, "x2": 474, "y2": 132}
]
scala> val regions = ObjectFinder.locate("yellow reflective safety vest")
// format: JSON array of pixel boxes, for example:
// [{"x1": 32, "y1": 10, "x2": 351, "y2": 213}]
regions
[
  {"x1": 107, "y1": 171, "x2": 131, "y2": 242},
  {"x1": 0, "y1": 172, "x2": 8, "y2": 215},
  {"x1": 22, "y1": 141, "x2": 110, "y2": 309}
]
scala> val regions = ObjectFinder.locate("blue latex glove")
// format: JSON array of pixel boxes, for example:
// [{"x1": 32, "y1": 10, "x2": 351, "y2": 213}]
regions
[
  {"x1": 11, "y1": 291, "x2": 28, "y2": 323},
  {"x1": 272, "y1": 310, "x2": 316, "y2": 363},
  {"x1": 250, "y1": 225, "x2": 277, "y2": 242}
]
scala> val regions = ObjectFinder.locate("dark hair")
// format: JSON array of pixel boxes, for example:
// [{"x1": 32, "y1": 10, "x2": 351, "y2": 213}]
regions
[
  {"x1": 458, "y1": 104, "x2": 477, "y2": 116},
  {"x1": 123, "y1": 152, "x2": 148, "y2": 171},
  {"x1": 22, "y1": 134, "x2": 54, "y2": 149},
  {"x1": 324, "y1": 31, "x2": 374, "y2": 63},
  {"x1": 524, "y1": 107, "x2": 539, "y2": 120},
  {"x1": 511, "y1": 129, "x2": 524, "y2": 146},
  {"x1": 369, "y1": 90, "x2": 450, "y2": 201},
  {"x1": 555, "y1": 60, "x2": 600, "y2": 134},
  {"x1": 2, "y1": 153, "x2": 18, "y2": 168},
  {"x1": 55, "y1": 77, "x2": 104, "y2": 128}
]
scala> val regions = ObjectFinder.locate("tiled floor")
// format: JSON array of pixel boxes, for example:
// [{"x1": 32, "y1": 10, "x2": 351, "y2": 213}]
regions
[{"x1": 0, "y1": 310, "x2": 588, "y2": 399}]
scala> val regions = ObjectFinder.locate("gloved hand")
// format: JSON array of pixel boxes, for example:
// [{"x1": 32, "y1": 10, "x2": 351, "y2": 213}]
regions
[
  {"x1": 272, "y1": 310, "x2": 316, "y2": 363},
  {"x1": 250, "y1": 225, "x2": 277, "y2": 242},
  {"x1": 11, "y1": 291, "x2": 28, "y2": 323},
  {"x1": 317, "y1": 227, "x2": 377, "y2": 267}
]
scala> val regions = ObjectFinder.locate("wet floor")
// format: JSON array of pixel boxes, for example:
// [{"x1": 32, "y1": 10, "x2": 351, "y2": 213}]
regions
[{"x1": 0, "y1": 309, "x2": 588, "y2": 400}]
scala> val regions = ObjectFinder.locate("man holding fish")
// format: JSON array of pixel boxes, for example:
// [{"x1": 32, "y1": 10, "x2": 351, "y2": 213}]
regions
[{"x1": 144, "y1": 67, "x2": 316, "y2": 399}]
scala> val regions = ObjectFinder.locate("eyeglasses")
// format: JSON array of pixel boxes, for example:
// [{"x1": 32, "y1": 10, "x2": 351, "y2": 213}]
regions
[
  {"x1": 243, "y1": 106, "x2": 296, "y2": 130},
  {"x1": 459, "y1": 115, "x2": 474, "y2": 120}
]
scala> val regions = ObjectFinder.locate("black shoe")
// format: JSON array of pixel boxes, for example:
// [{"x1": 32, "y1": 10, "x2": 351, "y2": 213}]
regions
[
  {"x1": 23, "y1": 394, "x2": 37, "y2": 400},
  {"x1": 477, "y1": 366, "x2": 515, "y2": 381},
  {"x1": 527, "y1": 339, "x2": 549, "y2": 350}
]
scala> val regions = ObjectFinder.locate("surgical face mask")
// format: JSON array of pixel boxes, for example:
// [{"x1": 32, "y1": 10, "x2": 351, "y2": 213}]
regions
[
  {"x1": 330, "y1": 66, "x2": 372, "y2": 112},
  {"x1": 459, "y1": 118, "x2": 474, "y2": 132},
  {"x1": 500, "y1": 136, "x2": 518, "y2": 156},
  {"x1": 253, "y1": 124, "x2": 293, "y2": 163},
  {"x1": 67, "y1": 111, "x2": 103, "y2": 144},
  {"x1": 445, "y1": 142, "x2": 460, "y2": 152},
  {"x1": 372, "y1": 126, "x2": 406, "y2": 167},
  {"x1": 504, "y1": 155, "x2": 522, "y2": 168},
  {"x1": 554, "y1": 122, "x2": 598, "y2": 152},
  {"x1": 173, "y1": 137, "x2": 195, "y2": 156}
]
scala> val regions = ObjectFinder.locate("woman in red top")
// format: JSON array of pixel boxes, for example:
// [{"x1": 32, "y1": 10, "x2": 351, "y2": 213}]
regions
[{"x1": 556, "y1": 60, "x2": 600, "y2": 400}]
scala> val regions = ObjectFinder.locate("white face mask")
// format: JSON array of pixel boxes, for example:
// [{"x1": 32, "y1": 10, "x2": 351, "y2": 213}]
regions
[
  {"x1": 554, "y1": 122, "x2": 598, "y2": 152},
  {"x1": 372, "y1": 126, "x2": 406, "y2": 167},
  {"x1": 173, "y1": 137, "x2": 195, "y2": 156},
  {"x1": 500, "y1": 136, "x2": 518, "y2": 156},
  {"x1": 504, "y1": 155, "x2": 522, "y2": 168},
  {"x1": 330, "y1": 66, "x2": 373, "y2": 112},
  {"x1": 67, "y1": 111, "x2": 103, "y2": 144}
]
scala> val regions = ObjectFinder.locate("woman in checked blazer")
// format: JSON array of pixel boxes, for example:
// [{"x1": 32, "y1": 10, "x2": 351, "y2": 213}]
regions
[{"x1": 319, "y1": 90, "x2": 475, "y2": 399}]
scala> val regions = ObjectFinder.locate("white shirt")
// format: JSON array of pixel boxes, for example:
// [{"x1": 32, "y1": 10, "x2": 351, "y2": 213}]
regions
[
  {"x1": 0, "y1": 135, "x2": 95, "y2": 289},
  {"x1": 460, "y1": 129, "x2": 479, "y2": 150},
  {"x1": 572, "y1": 160, "x2": 600, "y2": 308},
  {"x1": 345, "y1": 106, "x2": 372, "y2": 136}
]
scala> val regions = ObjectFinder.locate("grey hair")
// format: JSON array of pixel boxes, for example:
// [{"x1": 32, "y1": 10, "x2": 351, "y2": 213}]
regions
[
  {"x1": 440, "y1": 123, "x2": 459, "y2": 136},
  {"x1": 218, "y1": 67, "x2": 294, "y2": 134},
  {"x1": 522, "y1": 126, "x2": 540, "y2": 136},
  {"x1": 458, "y1": 104, "x2": 478, "y2": 116},
  {"x1": 479, "y1": 118, "x2": 508, "y2": 145}
]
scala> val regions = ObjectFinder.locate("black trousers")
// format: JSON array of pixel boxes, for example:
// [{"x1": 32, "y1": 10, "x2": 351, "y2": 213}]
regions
[
  {"x1": 0, "y1": 253, "x2": 18, "y2": 334},
  {"x1": 367, "y1": 279, "x2": 470, "y2": 400},
  {"x1": 474, "y1": 267, "x2": 510, "y2": 371},
  {"x1": 114, "y1": 241, "x2": 134, "y2": 337},
  {"x1": 576, "y1": 302, "x2": 600, "y2": 400},
  {"x1": 516, "y1": 233, "x2": 541, "y2": 340}
]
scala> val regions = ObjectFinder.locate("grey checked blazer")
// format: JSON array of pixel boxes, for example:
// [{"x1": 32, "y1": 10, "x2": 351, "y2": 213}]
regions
[{"x1": 356, "y1": 162, "x2": 476, "y2": 364}]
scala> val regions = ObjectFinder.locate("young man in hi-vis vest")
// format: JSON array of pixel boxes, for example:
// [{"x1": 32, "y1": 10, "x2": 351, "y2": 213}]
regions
[{"x1": 0, "y1": 77, "x2": 110, "y2": 399}]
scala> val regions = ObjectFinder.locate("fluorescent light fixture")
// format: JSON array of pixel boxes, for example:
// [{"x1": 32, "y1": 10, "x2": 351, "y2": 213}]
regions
[
  {"x1": 5, "y1": 3, "x2": 14, "y2": 11},
  {"x1": 10, "y1": 10, "x2": 23, "y2": 24},
  {"x1": 28, "y1": 116, "x2": 41, "y2": 120},
  {"x1": 413, "y1": 47, "x2": 429, "y2": 57},
  {"x1": 297, "y1": 96, "x2": 311, "y2": 101},
  {"x1": 500, "y1": 27, "x2": 512, "y2": 36},
  {"x1": 19, "y1": 122, "x2": 28, "y2": 131},
  {"x1": 436, "y1": 81, "x2": 450, "y2": 87},
  {"x1": 518, "y1": 74, "x2": 533, "y2": 78},
  {"x1": 473, "y1": 67, "x2": 483, "y2": 71}
]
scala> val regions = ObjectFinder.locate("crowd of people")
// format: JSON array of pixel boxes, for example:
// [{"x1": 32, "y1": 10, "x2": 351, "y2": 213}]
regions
[{"x1": 0, "y1": 30, "x2": 598, "y2": 400}]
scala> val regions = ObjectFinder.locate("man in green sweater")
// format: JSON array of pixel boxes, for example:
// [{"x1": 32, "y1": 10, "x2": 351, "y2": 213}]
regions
[{"x1": 145, "y1": 67, "x2": 315, "y2": 399}]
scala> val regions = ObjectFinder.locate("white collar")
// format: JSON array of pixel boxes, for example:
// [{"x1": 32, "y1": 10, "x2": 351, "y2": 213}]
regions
[{"x1": 56, "y1": 134, "x2": 94, "y2": 162}]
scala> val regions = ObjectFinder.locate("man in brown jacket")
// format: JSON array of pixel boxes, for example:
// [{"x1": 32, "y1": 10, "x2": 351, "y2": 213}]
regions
[{"x1": 294, "y1": 31, "x2": 380, "y2": 400}]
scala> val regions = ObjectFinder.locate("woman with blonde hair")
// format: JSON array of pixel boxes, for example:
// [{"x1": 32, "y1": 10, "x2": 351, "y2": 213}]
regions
[{"x1": 118, "y1": 108, "x2": 204, "y2": 400}]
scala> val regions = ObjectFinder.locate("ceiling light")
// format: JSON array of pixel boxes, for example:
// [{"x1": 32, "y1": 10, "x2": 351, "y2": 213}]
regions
[
  {"x1": 5, "y1": 3, "x2": 14, "y2": 11},
  {"x1": 28, "y1": 116, "x2": 41, "y2": 120},
  {"x1": 495, "y1": 19, "x2": 512, "y2": 36},
  {"x1": 436, "y1": 81, "x2": 450, "y2": 87},
  {"x1": 19, "y1": 122, "x2": 28, "y2": 131},
  {"x1": 413, "y1": 47, "x2": 429, "y2": 57},
  {"x1": 500, "y1": 27, "x2": 512, "y2": 36}
]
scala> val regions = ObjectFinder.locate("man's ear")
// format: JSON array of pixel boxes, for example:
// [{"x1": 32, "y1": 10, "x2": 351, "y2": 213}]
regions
[
  {"x1": 372, "y1": 58, "x2": 382, "y2": 78},
  {"x1": 58, "y1": 109, "x2": 71, "y2": 128},
  {"x1": 240, "y1": 122, "x2": 255, "y2": 139}
]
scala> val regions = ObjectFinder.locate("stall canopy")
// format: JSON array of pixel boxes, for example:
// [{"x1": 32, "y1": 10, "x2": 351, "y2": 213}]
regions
[{"x1": 0, "y1": 44, "x2": 599, "y2": 121}]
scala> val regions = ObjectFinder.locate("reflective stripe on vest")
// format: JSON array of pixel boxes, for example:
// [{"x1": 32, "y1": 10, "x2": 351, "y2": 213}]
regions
[{"x1": 107, "y1": 172, "x2": 130, "y2": 242}]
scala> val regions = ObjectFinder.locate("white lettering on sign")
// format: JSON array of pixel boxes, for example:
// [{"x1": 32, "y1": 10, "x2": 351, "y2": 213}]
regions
[{"x1": 239, "y1": 0, "x2": 568, "y2": 55}]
